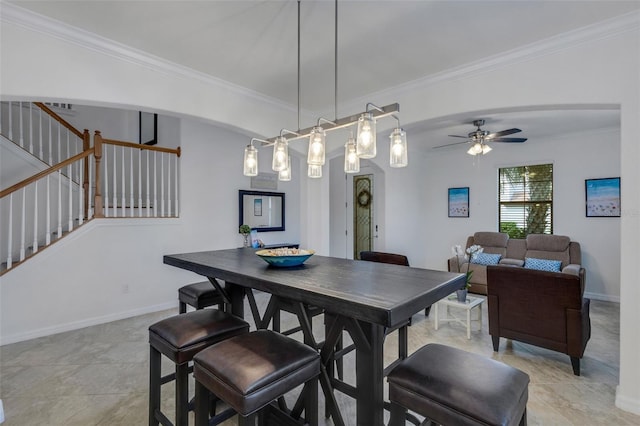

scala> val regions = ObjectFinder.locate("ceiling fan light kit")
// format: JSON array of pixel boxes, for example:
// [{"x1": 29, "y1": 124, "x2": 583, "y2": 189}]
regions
[
  {"x1": 436, "y1": 118, "x2": 527, "y2": 156},
  {"x1": 242, "y1": 0, "x2": 407, "y2": 181}
]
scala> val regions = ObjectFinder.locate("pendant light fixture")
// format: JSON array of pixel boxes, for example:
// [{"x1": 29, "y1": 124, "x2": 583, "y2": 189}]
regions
[
  {"x1": 356, "y1": 111, "x2": 376, "y2": 159},
  {"x1": 344, "y1": 131, "x2": 359, "y2": 173},
  {"x1": 242, "y1": 0, "x2": 408, "y2": 180},
  {"x1": 243, "y1": 141, "x2": 259, "y2": 176},
  {"x1": 389, "y1": 116, "x2": 408, "y2": 167}
]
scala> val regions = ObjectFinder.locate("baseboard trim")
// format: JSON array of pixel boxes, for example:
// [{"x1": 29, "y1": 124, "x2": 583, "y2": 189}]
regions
[
  {"x1": 584, "y1": 291, "x2": 619, "y2": 303},
  {"x1": 0, "y1": 301, "x2": 177, "y2": 346},
  {"x1": 616, "y1": 386, "x2": 640, "y2": 415}
]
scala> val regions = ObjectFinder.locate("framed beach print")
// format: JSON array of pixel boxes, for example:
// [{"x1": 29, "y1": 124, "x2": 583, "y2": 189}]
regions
[
  {"x1": 448, "y1": 187, "x2": 469, "y2": 218},
  {"x1": 585, "y1": 177, "x2": 620, "y2": 217}
]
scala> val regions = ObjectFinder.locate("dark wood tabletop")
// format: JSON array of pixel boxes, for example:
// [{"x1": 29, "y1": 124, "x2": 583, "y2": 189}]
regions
[{"x1": 164, "y1": 248, "x2": 465, "y2": 327}]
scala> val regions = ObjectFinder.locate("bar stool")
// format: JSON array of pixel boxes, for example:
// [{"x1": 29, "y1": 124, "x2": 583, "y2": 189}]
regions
[
  {"x1": 387, "y1": 343, "x2": 529, "y2": 426},
  {"x1": 149, "y1": 309, "x2": 250, "y2": 426},
  {"x1": 178, "y1": 280, "x2": 225, "y2": 313},
  {"x1": 193, "y1": 330, "x2": 321, "y2": 426}
]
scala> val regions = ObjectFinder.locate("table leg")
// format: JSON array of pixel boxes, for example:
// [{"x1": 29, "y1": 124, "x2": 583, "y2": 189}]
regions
[
  {"x1": 466, "y1": 307, "x2": 471, "y2": 339},
  {"x1": 345, "y1": 319, "x2": 385, "y2": 425},
  {"x1": 434, "y1": 302, "x2": 440, "y2": 330}
]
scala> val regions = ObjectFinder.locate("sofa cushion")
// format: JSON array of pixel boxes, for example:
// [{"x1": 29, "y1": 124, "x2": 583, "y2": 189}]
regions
[
  {"x1": 500, "y1": 258, "x2": 525, "y2": 267},
  {"x1": 524, "y1": 257, "x2": 562, "y2": 272},
  {"x1": 473, "y1": 232, "x2": 509, "y2": 248},
  {"x1": 525, "y1": 234, "x2": 570, "y2": 252},
  {"x1": 472, "y1": 253, "x2": 502, "y2": 266}
]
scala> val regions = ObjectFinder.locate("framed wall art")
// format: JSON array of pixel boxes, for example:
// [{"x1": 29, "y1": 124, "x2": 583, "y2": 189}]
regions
[
  {"x1": 585, "y1": 177, "x2": 620, "y2": 217},
  {"x1": 448, "y1": 187, "x2": 469, "y2": 218}
]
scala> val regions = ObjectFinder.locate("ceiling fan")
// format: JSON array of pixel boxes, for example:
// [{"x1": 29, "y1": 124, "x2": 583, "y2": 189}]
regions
[{"x1": 434, "y1": 119, "x2": 527, "y2": 155}]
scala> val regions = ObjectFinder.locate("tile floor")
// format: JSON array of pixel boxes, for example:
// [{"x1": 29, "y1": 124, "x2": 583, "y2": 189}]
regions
[{"x1": 1, "y1": 295, "x2": 638, "y2": 425}]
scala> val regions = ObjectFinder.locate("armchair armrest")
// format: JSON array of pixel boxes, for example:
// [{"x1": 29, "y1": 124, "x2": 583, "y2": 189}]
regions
[{"x1": 448, "y1": 255, "x2": 461, "y2": 272}]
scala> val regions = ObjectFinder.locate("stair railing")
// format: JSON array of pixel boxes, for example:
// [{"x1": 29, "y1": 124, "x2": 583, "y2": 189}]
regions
[
  {"x1": 95, "y1": 131, "x2": 181, "y2": 218},
  {"x1": 0, "y1": 101, "x2": 85, "y2": 166}
]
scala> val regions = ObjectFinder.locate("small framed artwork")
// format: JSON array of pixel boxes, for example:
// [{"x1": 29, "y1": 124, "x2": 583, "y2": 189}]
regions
[
  {"x1": 254, "y1": 198, "x2": 263, "y2": 216},
  {"x1": 448, "y1": 187, "x2": 469, "y2": 218},
  {"x1": 139, "y1": 112, "x2": 157, "y2": 145},
  {"x1": 586, "y1": 177, "x2": 620, "y2": 217}
]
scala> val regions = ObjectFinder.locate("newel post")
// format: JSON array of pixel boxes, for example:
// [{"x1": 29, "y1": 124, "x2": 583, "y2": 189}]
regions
[
  {"x1": 93, "y1": 131, "x2": 104, "y2": 218},
  {"x1": 83, "y1": 129, "x2": 91, "y2": 219}
]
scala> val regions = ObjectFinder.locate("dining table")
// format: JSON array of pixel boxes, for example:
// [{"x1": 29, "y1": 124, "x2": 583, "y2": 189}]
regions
[{"x1": 163, "y1": 248, "x2": 465, "y2": 426}]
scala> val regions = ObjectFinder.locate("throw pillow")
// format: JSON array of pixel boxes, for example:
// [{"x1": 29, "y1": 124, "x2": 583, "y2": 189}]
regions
[
  {"x1": 471, "y1": 253, "x2": 502, "y2": 266},
  {"x1": 524, "y1": 257, "x2": 562, "y2": 272}
]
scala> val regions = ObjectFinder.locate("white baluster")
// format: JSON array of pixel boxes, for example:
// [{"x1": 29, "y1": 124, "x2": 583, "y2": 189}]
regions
[
  {"x1": 153, "y1": 151, "x2": 158, "y2": 217},
  {"x1": 18, "y1": 102, "x2": 24, "y2": 147},
  {"x1": 48, "y1": 115, "x2": 53, "y2": 165},
  {"x1": 38, "y1": 107, "x2": 43, "y2": 160},
  {"x1": 146, "y1": 150, "x2": 150, "y2": 217},
  {"x1": 45, "y1": 175, "x2": 51, "y2": 245},
  {"x1": 104, "y1": 147, "x2": 109, "y2": 217},
  {"x1": 175, "y1": 154, "x2": 179, "y2": 216},
  {"x1": 78, "y1": 157, "x2": 84, "y2": 225},
  {"x1": 6, "y1": 193, "x2": 13, "y2": 269},
  {"x1": 121, "y1": 146, "x2": 125, "y2": 217},
  {"x1": 33, "y1": 181, "x2": 39, "y2": 254},
  {"x1": 19, "y1": 188, "x2": 26, "y2": 261},
  {"x1": 160, "y1": 152, "x2": 165, "y2": 217},
  {"x1": 66, "y1": 129, "x2": 70, "y2": 163},
  {"x1": 68, "y1": 161, "x2": 73, "y2": 232},
  {"x1": 29, "y1": 103, "x2": 33, "y2": 153},
  {"x1": 129, "y1": 148, "x2": 134, "y2": 217},
  {"x1": 57, "y1": 170, "x2": 62, "y2": 239},
  {"x1": 88, "y1": 153, "x2": 93, "y2": 219},
  {"x1": 113, "y1": 144, "x2": 117, "y2": 217},
  {"x1": 167, "y1": 152, "x2": 171, "y2": 216},
  {"x1": 138, "y1": 148, "x2": 142, "y2": 217},
  {"x1": 57, "y1": 121, "x2": 61, "y2": 164},
  {"x1": 7, "y1": 101, "x2": 13, "y2": 141}
]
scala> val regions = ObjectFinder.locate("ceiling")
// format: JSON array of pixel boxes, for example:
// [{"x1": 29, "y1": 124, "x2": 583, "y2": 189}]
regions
[{"x1": 8, "y1": 0, "x2": 637, "y2": 149}]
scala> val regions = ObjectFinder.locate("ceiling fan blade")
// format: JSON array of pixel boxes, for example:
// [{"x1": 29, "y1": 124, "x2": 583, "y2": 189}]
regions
[
  {"x1": 486, "y1": 128, "x2": 521, "y2": 138},
  {"x1": 447, "y1": 134, "x2": 469, "y2": 139},
  {"x1": 433, "y1": 140, "x2": 471, "y2": 149},
  {"x1": 490, "y1": 137, "x2": 527, "y2": 143}
]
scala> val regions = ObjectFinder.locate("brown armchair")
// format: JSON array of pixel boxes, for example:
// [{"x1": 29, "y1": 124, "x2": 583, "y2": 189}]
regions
[{"x1": 487, "y1": 265, "x2": 591, "y2": 376}]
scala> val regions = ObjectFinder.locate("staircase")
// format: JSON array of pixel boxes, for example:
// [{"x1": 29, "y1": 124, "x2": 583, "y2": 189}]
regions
[{"x1": 0, "y1": 101, "x2": 181, "y2": 274}]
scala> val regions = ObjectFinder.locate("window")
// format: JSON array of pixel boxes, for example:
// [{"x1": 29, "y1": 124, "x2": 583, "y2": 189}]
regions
[{"x1": 498, "y1": 164, "x2": 553, "y2": 238}]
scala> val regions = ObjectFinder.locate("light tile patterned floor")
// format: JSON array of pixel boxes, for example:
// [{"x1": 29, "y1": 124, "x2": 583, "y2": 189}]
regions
[{"x1": 1, "y1": 296, "x2": 638, "y2": 425}]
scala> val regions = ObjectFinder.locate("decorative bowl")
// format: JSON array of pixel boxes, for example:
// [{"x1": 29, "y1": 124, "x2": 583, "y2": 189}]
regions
[{"x1": 255, "y1": 248, "x2": 315, "y2": 267}]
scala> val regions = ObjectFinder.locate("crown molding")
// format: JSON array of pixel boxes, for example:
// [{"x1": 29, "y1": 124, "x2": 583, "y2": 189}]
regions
[
  {"x1": 3, "y1": 2, "x2": 638, "y2": 118},
  {"x1": 344, "y1": 10, "x2": 640, "y2": 112},
  {"x1": 0, "y1": 1, "x2": 301, "y2": 115}
]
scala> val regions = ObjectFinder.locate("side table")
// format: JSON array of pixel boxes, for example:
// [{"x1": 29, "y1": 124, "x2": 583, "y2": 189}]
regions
[{"x1": 434, "y1": 294, "x2": 485, "y2": 339}]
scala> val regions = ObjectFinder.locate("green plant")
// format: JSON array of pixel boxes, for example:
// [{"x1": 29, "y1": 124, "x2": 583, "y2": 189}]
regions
[{"x1": 239, "y1": 224, "x2": 251, "y2": 235}]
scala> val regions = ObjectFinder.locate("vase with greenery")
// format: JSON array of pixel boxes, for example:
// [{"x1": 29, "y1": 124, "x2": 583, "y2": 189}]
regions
[
  {"x1": 239, "y1": 224, "x2": 251, "y2": 248},
  {"x1": 452, "y1": 244, "x2": 483, "y2": 302}
]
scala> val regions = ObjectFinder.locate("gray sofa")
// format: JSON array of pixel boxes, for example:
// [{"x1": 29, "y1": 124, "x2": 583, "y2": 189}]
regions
[{"x1": 448, "y1": 232, "x2": 585, "y2": 295}]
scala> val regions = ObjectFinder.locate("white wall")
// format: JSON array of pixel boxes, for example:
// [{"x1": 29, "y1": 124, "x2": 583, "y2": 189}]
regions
[{"x1": 421, "y1": 127, "x2": 621, "y2": 300}]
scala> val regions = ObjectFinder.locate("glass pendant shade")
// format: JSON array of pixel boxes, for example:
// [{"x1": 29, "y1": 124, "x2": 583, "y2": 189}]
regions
[
  {"x1": 467, "y1": 141, "x2": 484, "y2": 156},
  {"x1": 389, "y1": 128, "x2": 408, "y2": 168},
  {"x1": 308, "y1": 164, "x2": 322, "y2": 178},
  {"x1": 481, "y1": 144, "x2": 492, "y2": 155},
  {"x1": 356, "y1": 112, "x2": 376, "y2": 158},
  {"x1": 272, "y1": 136, "x2": 289, "y2": 171},
  {"x1": 243, "y1": 144, "x2": 258, "y2": 176},
  {"x1": 278, "y1": 155, "x2": 292, "y2": 181},
  {"x1": 344, "y1": 135, "x2": 360, "y2": 173},
  {"x1": 307, "y1": 126, "x2": 326, "y2": 165}
]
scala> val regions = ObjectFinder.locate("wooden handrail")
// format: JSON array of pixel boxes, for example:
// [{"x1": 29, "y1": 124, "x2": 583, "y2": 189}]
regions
[
  {"x1": 102, "y1": 138, "x2": 181, "y2": 157},
  {"x1": 0, "y1": 149, "x2": 94, "y2": 199},
  {"x1": 33, "y1": 102, "x2": 84, "y2": 139}
]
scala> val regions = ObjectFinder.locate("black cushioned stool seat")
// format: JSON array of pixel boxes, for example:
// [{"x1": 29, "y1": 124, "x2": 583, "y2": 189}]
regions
[
  {"x1": 178, "y1": 281, "x2": 225, "y2": 313},
  {"x1": 388, "y1": 343, "x2": 529, "y2": 426},
  {"x1": 149, "y1": 309, "x2": 249, "y2": 426},
  {"x1": 194, "y1": 329, "x2": 321, "y2": 426}
]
